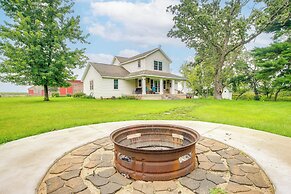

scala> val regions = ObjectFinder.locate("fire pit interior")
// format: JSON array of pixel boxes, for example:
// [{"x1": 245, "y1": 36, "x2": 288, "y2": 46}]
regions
[{"x1": 110, "y1": 124, "x2": 200, "y2": 181}]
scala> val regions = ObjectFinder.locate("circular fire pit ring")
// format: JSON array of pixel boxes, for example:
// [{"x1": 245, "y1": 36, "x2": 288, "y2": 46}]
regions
[{"x1": 110, "y1": 124, "x2": 200, "y2": 181}]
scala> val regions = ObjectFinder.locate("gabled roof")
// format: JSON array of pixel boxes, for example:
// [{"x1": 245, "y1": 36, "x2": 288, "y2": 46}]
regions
[
  {"x1": 90, "y1": 62, "x2": 129, "y2": 78},
  {"x1": 127, "y1": 70, "x2": 186, "y2": 80},
  {"x1": 118, "y1": 48, "x2": 172, "y2": 65},
  {"x1": 115, "y1": 56, "x2": 129, "y2": 63}
]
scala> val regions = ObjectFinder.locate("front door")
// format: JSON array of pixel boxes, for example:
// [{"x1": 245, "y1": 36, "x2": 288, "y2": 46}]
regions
[{"x1": 150, "y1": 79, "x2": 160, "y2": 93}]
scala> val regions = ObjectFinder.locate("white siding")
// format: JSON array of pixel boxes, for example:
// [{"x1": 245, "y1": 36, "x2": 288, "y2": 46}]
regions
[
  {"x1": 121, "y1": 50, "x2": 171, "y2": 73},
  {"x1": 144, "y1": 50, "x2": 171, "y2": 73},
  {"x1": 97, "y1": 78, "x2": 135, "y2": 98},
  {"x1": 83, "y1": 65, "x2": 101, "y2": 97},
  {"x1": 83, "y1": 65, "x2": 135, "y2": 98},
  {"x1": 122, "y1": 59, "x2": 145, "y2": 73}
]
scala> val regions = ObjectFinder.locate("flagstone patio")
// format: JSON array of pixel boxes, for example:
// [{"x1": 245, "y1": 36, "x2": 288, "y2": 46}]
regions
[{"x1": 37, "y1": 136, "x2": 274, "y2": 194}]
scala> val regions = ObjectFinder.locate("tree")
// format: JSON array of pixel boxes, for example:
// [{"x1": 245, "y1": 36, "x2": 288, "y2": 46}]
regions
[
  {"x1": 228, "y1": 52, "x2": 260, "y2": 100},
  {"x1": 252, "y1": 42, "x2": 291, "y2": 101},
  {"x1": 0, "y1": 0, "x2": 88, "y2": 101},
  {"x1": 168, "y1": 0, "x2": 289, "y2": 99},
  {"x1": 180, "y1": 57, "x2": 214, "y2": 97}
]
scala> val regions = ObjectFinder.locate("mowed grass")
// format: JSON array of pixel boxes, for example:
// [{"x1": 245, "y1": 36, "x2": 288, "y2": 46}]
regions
[{"x1": 0, "y1": 97, "x2": 290, "y2": 144}]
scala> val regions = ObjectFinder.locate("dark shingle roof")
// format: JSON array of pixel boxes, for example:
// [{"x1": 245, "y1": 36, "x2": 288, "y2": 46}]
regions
[
  {"x1": 128, "y1": 70, "x2": 186, "y2": 80},
  {"x1": 91, "y1": 62, "x2": 129, "y2": 78}
]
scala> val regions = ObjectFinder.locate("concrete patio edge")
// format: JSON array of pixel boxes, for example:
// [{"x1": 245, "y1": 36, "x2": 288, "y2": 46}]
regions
[{"x1": 0, "y1": 120, "x2": 290, "y2": 194}]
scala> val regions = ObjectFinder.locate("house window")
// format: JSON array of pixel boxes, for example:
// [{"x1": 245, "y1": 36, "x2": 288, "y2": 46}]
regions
[
  {"x1": 138, "y1": 60, "x2": 141, "y2": 67},
  {"x1": 114, "y1": 79, "x2": 118, "y2": 89},
  {"x1": 154, "y1": 61, "x2": 162, "y2": 71},
  {"x1": 159, "y1": 62, "x2": 162, "y2": 71},
  {"x1": 154, "y1": 61, "x2": 158, "y2": 70},
  {"x1": 89, "y1": 80, "x2": 94, "y2": 90},
  {"x1": 138, "y1": 79, "x2": 142, "y2": 87}
]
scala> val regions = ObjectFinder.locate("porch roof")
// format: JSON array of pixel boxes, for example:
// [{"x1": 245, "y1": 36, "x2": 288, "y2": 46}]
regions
[
  {"x1": 91, "y1": 62, "x2": 129, "y2": 78},
  {"x1": 126, "y1": 70, "x2": 186, "y2": 80}
]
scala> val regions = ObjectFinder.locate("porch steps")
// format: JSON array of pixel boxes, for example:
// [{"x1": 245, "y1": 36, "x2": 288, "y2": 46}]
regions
[
  {"x1": 162, "y1": 94, "x2": 180, "y2": 100},
  {"x1": 135, "y1": 94, "x2": 186, "y2": 100}
]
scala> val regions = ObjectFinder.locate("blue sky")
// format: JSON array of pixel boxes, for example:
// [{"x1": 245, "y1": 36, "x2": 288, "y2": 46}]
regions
[{"x1": 0, "y1": 0, "x2": 273, "y2": 92}]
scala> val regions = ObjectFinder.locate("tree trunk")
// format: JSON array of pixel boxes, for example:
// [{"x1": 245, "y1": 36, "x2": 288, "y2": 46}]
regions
[
  {"x1": 44, "y1": 85, "x2": 49, "y2": 101},
  {"x1": 253, "y1": 81, "x2": 259, "y2": 101},
  {"x1": 213, "y1": 52, "x2": 226, "y2": 100},
  {"x1": 214, "y1": 63, "x2": 223, "y2": 100},
  {"x1": 274, "y1": 89, "x2": 281, "y2": 101}
]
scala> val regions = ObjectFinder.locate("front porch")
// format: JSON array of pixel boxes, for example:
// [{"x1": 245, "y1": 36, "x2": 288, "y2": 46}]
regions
[{"x1": 132, "y1": 77, "x2": 186, "y2": 95}]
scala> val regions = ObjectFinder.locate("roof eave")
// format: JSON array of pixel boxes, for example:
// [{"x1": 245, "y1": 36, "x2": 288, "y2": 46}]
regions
[
  {"x1": 81, "y1": 63, "x2": 91, "y2": 81},
  {"x1": 102, "y1": 76, "x2": 127, "y2": 79}
]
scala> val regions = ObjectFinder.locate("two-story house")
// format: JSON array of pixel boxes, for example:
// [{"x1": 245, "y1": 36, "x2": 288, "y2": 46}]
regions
[{"x1": 82, "y1": 47, "x2": 187, "y2": 99}]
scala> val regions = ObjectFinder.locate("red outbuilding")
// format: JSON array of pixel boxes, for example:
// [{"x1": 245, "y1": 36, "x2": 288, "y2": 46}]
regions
[{"x1": 27, "y1": 80, "x2": 83, "y2": 96}]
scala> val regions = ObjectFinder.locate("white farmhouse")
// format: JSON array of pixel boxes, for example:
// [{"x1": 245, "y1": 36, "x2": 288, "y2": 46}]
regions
[{"x1": 82, "y1": 48, "x2": 187, "y2": 99}]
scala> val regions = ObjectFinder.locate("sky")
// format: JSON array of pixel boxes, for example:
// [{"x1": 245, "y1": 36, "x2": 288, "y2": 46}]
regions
[{"x1": 0, "y1": 0, "x2": 273, "y2": 92}]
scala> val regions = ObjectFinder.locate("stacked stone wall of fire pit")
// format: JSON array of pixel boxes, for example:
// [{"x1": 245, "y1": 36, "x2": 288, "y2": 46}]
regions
[{"x1": 38, "y1": 136, "x2": 274, "y2": 194}]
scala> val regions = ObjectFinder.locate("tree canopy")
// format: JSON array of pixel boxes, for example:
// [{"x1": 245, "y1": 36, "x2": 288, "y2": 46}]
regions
[
  {"x1": 168, "y1": 0, "x2": 290, "y2": 99},
  {"x1": 0, "y1": 0, "x2": 88, "y2": 101},
  {"x1": 252, "y1": 42, "x2": 291, "y2": 100}
]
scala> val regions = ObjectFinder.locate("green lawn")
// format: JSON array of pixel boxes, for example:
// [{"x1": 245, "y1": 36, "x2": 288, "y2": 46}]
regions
[{"x1": 0, "y1": 97, "x2": 290, "y2": 144}]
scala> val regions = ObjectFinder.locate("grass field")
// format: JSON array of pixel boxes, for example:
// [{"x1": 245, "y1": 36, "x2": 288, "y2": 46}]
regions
[{"x1": 0, "y1": 97, "x2": 290, "y2": 144}]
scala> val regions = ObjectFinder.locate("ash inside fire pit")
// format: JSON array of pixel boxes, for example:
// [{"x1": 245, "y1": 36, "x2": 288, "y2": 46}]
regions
[{"x1": 110, "y1": 124, "x2": 200, "y2": 181}]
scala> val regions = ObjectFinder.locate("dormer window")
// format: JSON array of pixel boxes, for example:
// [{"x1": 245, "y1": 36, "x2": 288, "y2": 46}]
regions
[
  {"x1": 154, "y1": 61, "x2": 162, "y2": 71},
  {"x1": 138, "y1": 60, "x2": 141, "y2": 67}
]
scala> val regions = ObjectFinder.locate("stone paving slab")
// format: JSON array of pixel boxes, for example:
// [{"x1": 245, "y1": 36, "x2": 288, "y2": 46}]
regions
[
  {"x1": 37, "y1": 136, "x2": 274, "y2": 194},
  {"x1": 0, "y1": 120, "x2": 290, "y2": 194}
]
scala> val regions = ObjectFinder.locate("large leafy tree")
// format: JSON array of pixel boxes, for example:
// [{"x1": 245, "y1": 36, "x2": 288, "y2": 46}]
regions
[
  {"x1": 252, "y1": 42, "x2": 291, "y2": 101},
  {"x1": 0, "y1": 0, "x2": 88, "y2": 101},
  {"x1": 168, "y1": 0, "x2": 289, "y2": 99}
]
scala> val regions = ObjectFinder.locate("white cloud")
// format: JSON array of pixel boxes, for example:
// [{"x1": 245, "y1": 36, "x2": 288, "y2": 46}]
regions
[
  {"x1": 118, "y1": 49, "x2": 139, "y2": 57},
  {"x1": 88, "y1": 0, "x2": 180, "y2": 46},
  {"x1": 86, "y1": 53, "x2": 113, "y2": 63}
]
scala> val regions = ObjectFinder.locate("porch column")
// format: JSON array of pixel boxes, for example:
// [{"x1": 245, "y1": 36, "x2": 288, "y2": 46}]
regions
[
  {"x1": 142, "y1": 77, "x2": 146, "y2": 95},
  {"x1": 160, "y1": 79, "x2": 163, "y2": 94},
  {"x1": 171, "y1": 80, "x2": 175, "y2": 94}
]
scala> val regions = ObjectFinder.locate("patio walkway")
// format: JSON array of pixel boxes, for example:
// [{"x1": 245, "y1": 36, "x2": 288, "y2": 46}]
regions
[{"x1": 0, "y1": 121, "x2": 290, "y2": 194}]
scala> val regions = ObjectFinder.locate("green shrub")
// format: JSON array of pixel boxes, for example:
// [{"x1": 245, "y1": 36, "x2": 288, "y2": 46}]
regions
[
  {"x1": 51, "y1": 93, "x2": 60, "y2": 97},
  {"x1": 233, "y1": 91, "x2": 255, "y2": 101},
  {"x1": 66, "y1": 94, "x2": 72, "y2": 97},
  {"x1": 73, "y1": 92, "x2": 86, "y2": 98},
  {"x1": 84, "y1": 95, "x2": 95, "y2": 99},
  {"x1": 120, "y1": 95, "x2": 137, "y2": 100}
]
